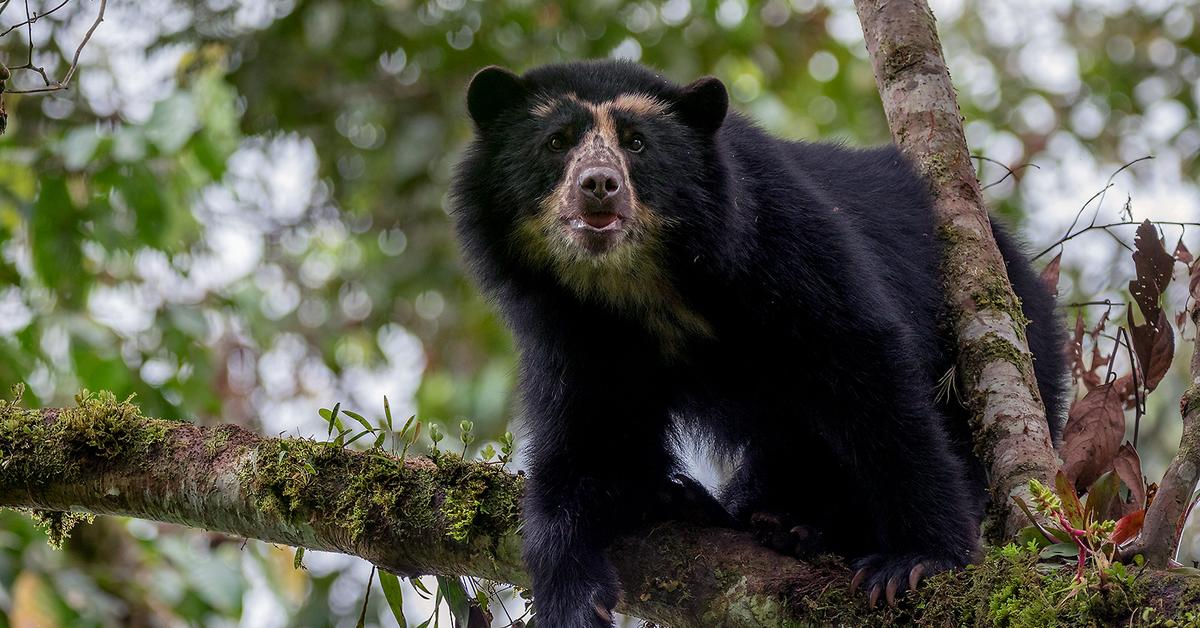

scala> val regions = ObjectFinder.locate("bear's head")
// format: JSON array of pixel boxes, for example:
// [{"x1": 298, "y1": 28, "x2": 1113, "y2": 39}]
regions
[{"x1": 455, "y1": 61, "x2": 728, "y2": 284}]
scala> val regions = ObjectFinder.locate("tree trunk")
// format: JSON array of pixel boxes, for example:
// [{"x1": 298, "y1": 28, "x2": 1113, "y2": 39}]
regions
[{"x1": 853, "y1": 0, "x2": 1061, "y2": 540}]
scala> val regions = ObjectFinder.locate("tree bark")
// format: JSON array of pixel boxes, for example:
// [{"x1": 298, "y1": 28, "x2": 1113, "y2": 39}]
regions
[{"x1": 853, "y1": 0, "x2": 1061, "y2": 540}]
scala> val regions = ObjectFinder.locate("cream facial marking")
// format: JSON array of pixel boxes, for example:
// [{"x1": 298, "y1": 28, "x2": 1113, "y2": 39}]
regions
[
  {"x1": 610, "y1": 93, "x2": 670, "y2": 117},
  {"x1": 514, "y1": 93, "x2": 712, "y2": 354},
  {"x1": 530, "y1": 100, "x2": 557, "y2": 118},
  {"x1": 529, "y1": 92, "x2": 670, "y2": 123}
]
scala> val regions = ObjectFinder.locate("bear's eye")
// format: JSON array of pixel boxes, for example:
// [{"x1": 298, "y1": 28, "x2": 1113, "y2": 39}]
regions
[
  {"x1": 626, "y1": 136, "x2": 646, "y2": 153},
  {"x1": 547, "y1": 134, "x2": 568, "y2": 152}
]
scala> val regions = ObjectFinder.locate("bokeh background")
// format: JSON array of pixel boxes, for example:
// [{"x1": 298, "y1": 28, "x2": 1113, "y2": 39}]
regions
[{"x1": 1, "y1": 0, "x2": 1198, "y2": 625}]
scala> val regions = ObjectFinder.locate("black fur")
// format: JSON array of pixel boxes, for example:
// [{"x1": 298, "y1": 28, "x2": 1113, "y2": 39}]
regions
[{"x1": 452, "y1": 60, "x2": 1066, "y2": 626}]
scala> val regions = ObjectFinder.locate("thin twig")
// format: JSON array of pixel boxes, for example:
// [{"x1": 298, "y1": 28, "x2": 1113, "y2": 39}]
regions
[
  {"x1": 970, "y1": 155, "x2": 1041, "y2": 191},
  {"x1": 1034, "y1": 221, "x2": 1199, "y2": 262},
  {"x1": 1034, "y1": 156, "x2": 1159, "y2": 261},
  {"x1": 5, "y1": 0, "x2": 105, "y2": 95},
  {"x1": 0, "y1": 0, "x2": 70, "y2": 38}
]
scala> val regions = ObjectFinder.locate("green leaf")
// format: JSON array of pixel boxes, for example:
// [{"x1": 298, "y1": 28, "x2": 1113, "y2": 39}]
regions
[
  {"x1": 145, "y1": 93, "x2": 199, "y2": 153},
  {"x1": 343, "y1": 409, "x2": 375, "y2": 432},
  {"x1": 398, "y1": 414, "x2": 416, "y2": 439},
  {"x1": 379, "y1": 571, "x2": 407, "y2": 627},
  {"x1": 437, "y1": 576, "x2": 470, "y2": 626},
  {"x1": 1084, "y1": 471, "x2": 1121, "y2": 523},
  {"x1": 30, "y1": 177, "x2": 85, "y2": 304},
  {"x1": 189, "y1": 131, "x2": 228, "y2": 179},
  {"x1": 117, "y1": 165, "x2": 172, "y2": 248},
  {"x1": 1016, "y1": 526, "x2": 1051, "y2": 549},
  {"x1": 343, "y1": 429, "x2": 374, "y2": 447},
  {"x1": 324, "y1": 403, "x2": 341, "y2": 437},
  {"x1": 293, "y1": 547, "x2": 305, "y2": 570},
  {"x1": 1039, "y1": 543, "x2": 1080, "y2": 560},
  {"x1": 411, "y1": 577, "x2": 433, "y2": 599}
]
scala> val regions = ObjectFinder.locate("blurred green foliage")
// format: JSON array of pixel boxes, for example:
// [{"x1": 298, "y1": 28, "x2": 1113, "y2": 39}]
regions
[{"x1": 1, "y1": 0, "x2": 1198, "y2": 625}]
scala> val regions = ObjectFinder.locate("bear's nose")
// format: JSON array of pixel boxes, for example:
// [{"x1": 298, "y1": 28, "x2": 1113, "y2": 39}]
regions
[{"x1": 578, "y1": 167, "x2": 622, "y2": 200}]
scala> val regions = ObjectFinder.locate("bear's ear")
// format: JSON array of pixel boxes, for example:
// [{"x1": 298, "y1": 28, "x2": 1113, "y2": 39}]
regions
[
  {"x1": 673, "y1": 76, "x2": 728, "y2": 133},
  {"x1": 467, "y1": 66, "x2": 528, "y2": 129}
]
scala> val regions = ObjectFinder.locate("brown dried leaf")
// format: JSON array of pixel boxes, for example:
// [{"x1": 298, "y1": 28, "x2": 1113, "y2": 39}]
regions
[
  {"x1": 1040, "y1": 252, "x2": 1062, "y2": 296},
  {"x1": 1127, "y1": 307, "x2": 1175, "y2": 393},
  {"x1": 1176, "y1": 238, "x2": 1194, "y2": 265},
  {"x1": 1191, "y1": 262, "x2": 1200, "y2": 301},
  {"x1": 1082, "y1": 309, "x2": 1112, "y2": 391},
  {"x1": 1112, "y1": 442, "x2": 1146, "y2": 512},
  {"x1": 1112, "y1": 373, "x2": 1138, "y2": 410},
  {"x1": 1069, "y1": 312, "x2": 1086, "y2": 385},
  {"x1": 1061, "y1": 383, "x2": 1126, "y2": 489},
  {"x1": 1128, "y1": 220, "x2": 1173, "y2": 321}
]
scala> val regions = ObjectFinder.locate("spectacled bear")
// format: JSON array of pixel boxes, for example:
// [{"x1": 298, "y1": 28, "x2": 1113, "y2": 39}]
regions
[{"x1": 452, "y1": 60, "x2": 1066, "y2": 626}]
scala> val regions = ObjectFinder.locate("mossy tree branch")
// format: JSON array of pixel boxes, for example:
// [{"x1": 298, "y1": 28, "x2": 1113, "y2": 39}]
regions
[
  {"x1": 0, "y1": 394, "x2": 824, "y2": 626},
  {"x1": 853, "y1": 0, "x2": 1061, "y2": 540},
  {"x1": 5, "y1": 395, "x2": 1200, "y2": 626}
]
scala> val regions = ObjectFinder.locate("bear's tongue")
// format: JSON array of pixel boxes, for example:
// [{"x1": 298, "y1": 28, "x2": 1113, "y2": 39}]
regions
[{"x1": 582, "y1": 212, "x2": 618, "y2": 229}]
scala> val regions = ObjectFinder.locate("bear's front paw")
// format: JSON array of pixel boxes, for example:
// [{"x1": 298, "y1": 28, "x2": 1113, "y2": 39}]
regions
[
  {"x1": 533, "y1": 563, "x2": 621, "y2": 628},
  {"x1": 849, "y1": 553, "x2": 962, "y2": 608},
  {"x1": 749, "y1": 511, "x2": 827, "y2": 557},
  {"x1": 587, "y1": 576, "x2": 621, "y2": 628}
]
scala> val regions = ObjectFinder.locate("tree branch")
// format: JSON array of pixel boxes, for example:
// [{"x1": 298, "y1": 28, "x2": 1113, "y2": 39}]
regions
[
  {"x1": 853, "y1": 0, "x2": 1061, "y2": 540},
  {"x1": 0, "y1": 393, "x2": 827, "y2": 626},
  {"x1": 1125, "y1": 306, "x2": 1200, "y2": 566},
  {"x1": 4, "y1": 394, "x2": 1200, "y2": 626}
]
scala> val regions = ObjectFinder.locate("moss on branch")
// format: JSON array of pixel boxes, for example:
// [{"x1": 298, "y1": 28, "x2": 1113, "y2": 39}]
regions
[{"x1": 4, "y1": 392, "x2": 1200, "y2": 626}]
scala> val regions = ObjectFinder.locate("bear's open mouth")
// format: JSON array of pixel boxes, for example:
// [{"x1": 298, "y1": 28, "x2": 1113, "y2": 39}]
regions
[{"x1": 567, "y1": 213, "x2": 623, "y2": 232}]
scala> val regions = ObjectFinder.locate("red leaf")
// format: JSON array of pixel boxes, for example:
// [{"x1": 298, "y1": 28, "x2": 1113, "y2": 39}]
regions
[
  {"x1": 1061, "y1": 383, "x2": 1126, "y2": 489},
  {"x1": 1040, "y1": 252, "x2": 1062, "y2": 296},
  {"x1": 1112, "y1": 442, "x2": 1146, "y2": 512},
  {"x1": 1111, "y1": 509, "x2": 1145, "y2": 545},
  {"x1": 1176, "y1": 238, "x2": 1194, "y2": 265},
  {"x1": 1128, "y1": 220, "x2": 1174, "y2": 321},
  {"x1": 1127, "y1": 307, "x2": 1175, "y2": 393}
]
